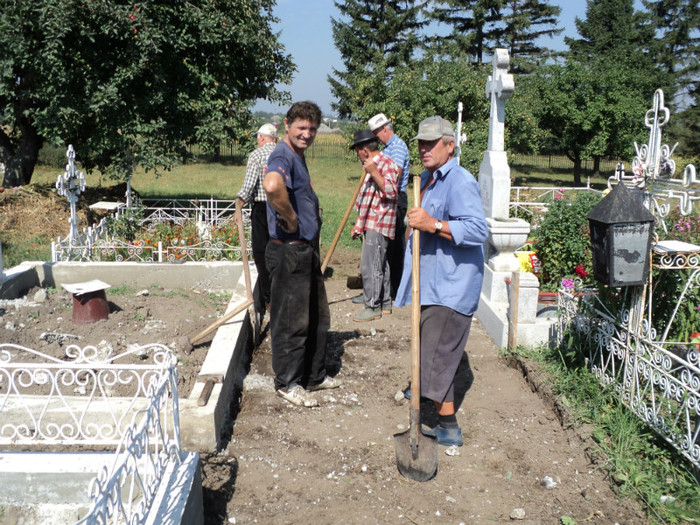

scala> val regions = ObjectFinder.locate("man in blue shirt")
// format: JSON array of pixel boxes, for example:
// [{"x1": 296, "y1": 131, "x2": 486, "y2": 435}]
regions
[
  {"x1": 395, "y1": 116, "x2": 488, "y2": 446},
  {"x1": 263, "y1": 101, "x2": 340, "y2": 408},
  {"x1": 369, "y1": 113, "x2": 410, "y2": 299}
]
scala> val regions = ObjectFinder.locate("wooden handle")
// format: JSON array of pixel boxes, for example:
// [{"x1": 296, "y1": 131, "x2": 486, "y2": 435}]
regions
[
  {"x1": 321, "y1": 171, "x2": 367, "y2": 274},
  {"x1": 235, "y1": 211, "x2": 254, "y2": 303},
  {"x1": 189, "y1": 298, "x2": 254, "y2": 346},
  {"x1": 411, "y1": 175, "x2": 421, "y2": 413}
]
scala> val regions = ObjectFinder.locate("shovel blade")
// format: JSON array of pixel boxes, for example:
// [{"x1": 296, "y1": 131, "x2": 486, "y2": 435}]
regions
[{"x1": 394, "y1": 428, "x2": 438, "y2": 482}]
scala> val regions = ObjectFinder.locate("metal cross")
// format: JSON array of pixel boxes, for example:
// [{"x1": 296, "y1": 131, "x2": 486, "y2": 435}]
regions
[{"x1": 55, "y1": 145, "x2": 86, "y2": 243}]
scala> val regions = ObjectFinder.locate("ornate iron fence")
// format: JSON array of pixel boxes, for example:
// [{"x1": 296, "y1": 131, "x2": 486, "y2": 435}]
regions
[
  {"x1": 52, "y1": 198, "x2": 251, "y2": 263},
  {"x1": 0, "y1": 343, "x2": 184, "y2": 523},
  {"x1": 558, "y1": 288, "x2": 700, "y2": 469}
]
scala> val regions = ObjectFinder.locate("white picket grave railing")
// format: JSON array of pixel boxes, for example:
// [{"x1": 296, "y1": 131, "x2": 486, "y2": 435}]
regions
[{"x1": 0, "y1": 343, "x2": 185, "y2": 523}]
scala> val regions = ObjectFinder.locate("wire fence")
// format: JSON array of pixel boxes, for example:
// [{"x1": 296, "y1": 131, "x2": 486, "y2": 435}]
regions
[{"x1": 509, "y1": 153, "x2": 621, "y2": 173}]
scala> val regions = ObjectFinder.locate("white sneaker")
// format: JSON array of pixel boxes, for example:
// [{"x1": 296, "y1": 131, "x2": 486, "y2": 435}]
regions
[
  {"x1": 307, "y1": 376, "x2": 341, "y2": 391},
  {"x1": 276, "y1": 385, "x2": 319, "y2": 407}
]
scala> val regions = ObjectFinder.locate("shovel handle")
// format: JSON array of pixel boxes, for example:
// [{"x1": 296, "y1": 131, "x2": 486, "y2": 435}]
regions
[
  {"x1": 235, "y1": 209, "x2": 254, "y2": 303},
  {"x1": 411, "y1": 175, "x2": 421, "y2": 416},
  {"x1": 321, "y1": 171, "x2": 367, "y2": 274}
]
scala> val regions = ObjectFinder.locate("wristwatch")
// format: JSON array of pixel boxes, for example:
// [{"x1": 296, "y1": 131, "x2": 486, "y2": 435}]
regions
[{"x1": 434, "y1": 220, "x2": 443, "y2": 233}]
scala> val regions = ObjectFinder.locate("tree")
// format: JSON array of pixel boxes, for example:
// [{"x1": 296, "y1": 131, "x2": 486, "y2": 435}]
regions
[
  {"x1": 496, "y1": 0, "x2": 562, "y2": 74},
  {"x1": 642, "y1": 0, "x2": 699, "y2": 101},
  {"x1": 428, "y1": 0, "x2": 504, "y2": 64},
  {"x1": 531, "y1": 60, "x2": 651, "y2": 186},
  {"x1": 0, "y1": 0, "x2": 294, "y2": 187},
  {"x1": 352, "y1": 56, "x2": 542, "y2": 174},
  {"x1": 566, "y1": 0, "x2": 655, "y2": 64},
  {"x1": 329, "y1": 0, "x2": 427, "y2": 118}
]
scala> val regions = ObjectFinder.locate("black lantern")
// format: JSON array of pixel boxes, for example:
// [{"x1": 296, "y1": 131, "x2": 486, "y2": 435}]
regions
[{"x1": 587, "y1": 183, "x2": 655, "y2": 287}]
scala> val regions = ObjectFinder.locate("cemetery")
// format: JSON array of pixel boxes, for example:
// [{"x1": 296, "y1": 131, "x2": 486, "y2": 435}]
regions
[{"x1": 1, "y1": 38, "x2": 699, "y2": 524}]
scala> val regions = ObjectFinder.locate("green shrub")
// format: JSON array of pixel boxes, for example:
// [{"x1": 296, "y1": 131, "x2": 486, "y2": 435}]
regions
[{"x1": 532, "y1": 191, "x2": 601, "y2": 291}]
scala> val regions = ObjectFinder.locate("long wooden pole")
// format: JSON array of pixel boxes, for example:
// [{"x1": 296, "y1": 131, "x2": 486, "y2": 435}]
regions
[{"x1": 320, "y1": 171, "x2": 367, "y2": 275}]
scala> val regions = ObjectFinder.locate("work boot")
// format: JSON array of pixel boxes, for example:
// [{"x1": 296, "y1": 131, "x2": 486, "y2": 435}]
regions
[
  {"x1": 351, "y1": 294, "x2": 364, "y2": 304},
  {"x1": 354, "y1": 307, "x2": 381, "y2": 322},
  {"x1": 422, "y1": 425, "x2": 464, "y2": 446}
]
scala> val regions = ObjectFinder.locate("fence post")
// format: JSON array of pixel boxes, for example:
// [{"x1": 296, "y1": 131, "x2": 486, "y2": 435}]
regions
[{"x1": 158, "y1": 242, "x2": 163, "y2": 263}]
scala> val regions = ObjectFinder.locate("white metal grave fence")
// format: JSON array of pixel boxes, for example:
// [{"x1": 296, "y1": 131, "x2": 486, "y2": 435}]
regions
[
  {"x1": 558, "y1": 288, "x2": 700, "y2": 470},
  {"x1": 0, "y1": 343, "x2": 183, "y2": 523},
  {"x1": 52, "y1": 198, "x2": 251, "y2": 263}
]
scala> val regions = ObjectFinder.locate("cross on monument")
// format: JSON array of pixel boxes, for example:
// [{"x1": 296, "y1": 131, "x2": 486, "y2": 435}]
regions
[{"x1": 485, "y1": 49, "x2": 514, "y2": 152}]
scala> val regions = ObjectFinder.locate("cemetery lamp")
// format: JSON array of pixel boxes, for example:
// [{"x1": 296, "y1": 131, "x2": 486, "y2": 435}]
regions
[{"x1": 587, "y1": 183, "x2": 655, "y2": 287}]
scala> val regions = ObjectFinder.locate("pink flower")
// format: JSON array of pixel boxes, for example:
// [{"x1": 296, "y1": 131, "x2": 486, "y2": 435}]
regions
[{"x1": 561, "y1": 278, "x2": 575, "y2": 290}]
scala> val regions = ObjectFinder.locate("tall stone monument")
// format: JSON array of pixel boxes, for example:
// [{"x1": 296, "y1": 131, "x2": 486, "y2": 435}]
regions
[{"x1": 476, "y1": 49, "x2": 550, "y2": 348}]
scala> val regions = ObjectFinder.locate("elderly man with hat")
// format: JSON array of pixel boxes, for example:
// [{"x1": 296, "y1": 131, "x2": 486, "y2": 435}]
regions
[
  {"x1": 368, "y1": 113, "x2": 410, "y2": 299},
  {"x1": 350, "y1": 128, "x2": 399, "y2": 322},
  {"x1": 395, "y1": 116, "x2": 488, "y2": 446},
  {"x1": 235, "y1": 123, "x2": 278, "y2": 318}
]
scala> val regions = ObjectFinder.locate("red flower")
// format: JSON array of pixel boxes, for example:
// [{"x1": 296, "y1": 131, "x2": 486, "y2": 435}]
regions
[{"x1": 575, "y1": 265, "x2": 588, "y2": 279}]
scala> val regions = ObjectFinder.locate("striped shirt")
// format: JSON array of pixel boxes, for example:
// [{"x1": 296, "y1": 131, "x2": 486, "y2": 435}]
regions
[
  {"x1": 382, "y1": 134, "x2": 410, "y2": 194},
  {"x1": 237, "y1": 141, "x2": 277, "y2": 203},
  {"x1": 353, "y1": 152, "x2": 399, "y2": 239}
]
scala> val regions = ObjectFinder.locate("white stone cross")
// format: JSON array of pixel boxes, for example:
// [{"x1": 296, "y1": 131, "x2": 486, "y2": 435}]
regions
[{"x1": 485, "y1": 49, "x2": 514, "y2": 152}]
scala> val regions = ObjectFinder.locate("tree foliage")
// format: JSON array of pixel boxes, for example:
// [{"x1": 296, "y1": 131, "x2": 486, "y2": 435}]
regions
[
  {"x1": 496, "y1": 0, "x2": 562, "y2": 73},
  {"x1": 329, "y1": 0, "x2": 427, "y2": 118},
  {"x1": 0, "y1": 0, "x2": 295, "y2": 187},
  {"x1": 428, "y1": 0, "x2": 504, "y2": 64},
  {"x1": 348, "y1": 56, "x2": 542, "y2": 174},
  {"x1": 530, "y1": 60, "x2": 652, "y2": 185}
]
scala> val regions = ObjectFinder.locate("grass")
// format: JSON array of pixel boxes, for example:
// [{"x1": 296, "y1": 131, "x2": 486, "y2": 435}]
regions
[{"x1": 503, "y1": 344, "x2": 700, "y2": 525}]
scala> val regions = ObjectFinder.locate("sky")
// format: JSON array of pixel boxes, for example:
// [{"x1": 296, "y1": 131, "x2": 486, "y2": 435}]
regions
[{"x1": 254, "y1": 0, "x2": 645, "y2": 116}]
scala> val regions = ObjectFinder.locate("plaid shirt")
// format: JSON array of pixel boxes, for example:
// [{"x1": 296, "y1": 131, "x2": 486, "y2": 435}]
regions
[
  {"x1": 237, "y1": 141, "x2": 277, "y2": 203},
  {"x1": 353, "y1": 152, "x2": 398, "y2": 239}
]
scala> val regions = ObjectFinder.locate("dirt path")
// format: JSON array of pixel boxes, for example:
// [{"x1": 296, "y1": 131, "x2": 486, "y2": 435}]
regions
[{"x1": 201, "y1": 252, "x2": 646, "y2": 525}]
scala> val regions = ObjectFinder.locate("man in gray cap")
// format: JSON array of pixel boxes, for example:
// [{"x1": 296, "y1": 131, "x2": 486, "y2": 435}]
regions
[
  {"x1": 349, "y1": 129, "x2": 399, "y2": 321},
  {"x1": 395, "y1": 116, "x2": 488, "y2": 446},
  {"x1": 368, "y1": 113, "x2": 410, "y2": 300},
  {"x1": 235, "y1": 123, "x2": 278, "y2": 318}
]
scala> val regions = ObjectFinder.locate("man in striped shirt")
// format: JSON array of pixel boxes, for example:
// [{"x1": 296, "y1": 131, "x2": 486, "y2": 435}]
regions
[
  {"x1": 235, "y1": 123, "x2": 277, "y2": 317},
  {"x1": 350, "y1": 129, "x2": 399, "y2": 322},
  {"x1": 369, "y1": 113, "x2": 410, "y2": 299}
]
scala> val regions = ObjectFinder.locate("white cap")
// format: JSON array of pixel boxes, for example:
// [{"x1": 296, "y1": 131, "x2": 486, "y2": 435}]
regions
[
  {"x1": 255, "y1": 123, "x2": 278, "y2": 138},
  {"x1": 368, "y1": 113, "x2": 390, "y2": 131}
]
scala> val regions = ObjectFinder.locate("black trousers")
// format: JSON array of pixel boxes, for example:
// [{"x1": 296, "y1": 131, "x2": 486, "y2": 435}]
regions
[
  {"x1": 251, "y1": 202, "x2": 271, "y2": 313},
  {"x1": 265, "y1": 240, "x2": 330, "y2": 391},
  {"x1": 388, "y1": 191, "x2": 407, "y2": 299}
]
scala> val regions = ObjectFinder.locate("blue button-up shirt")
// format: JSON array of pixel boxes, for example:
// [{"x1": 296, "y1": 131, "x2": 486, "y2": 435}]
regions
[
  {"x1": 395, "y1": 157, "x2": 488, "y2": 316},
  {"x1": 382, "y1": 134, "x2": 410, "y2": 194}
]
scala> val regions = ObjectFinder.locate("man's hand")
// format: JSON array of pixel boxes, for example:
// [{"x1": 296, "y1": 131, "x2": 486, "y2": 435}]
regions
[
  {"x1": 276, "y1": 213, "x2": 298, "y2": 234},
  {"x1": 406, "y1": 206, "x2": 434, "y2": 232},
  {"x1": 351, "y1": 228, "x2": 362, "y2": 240}
]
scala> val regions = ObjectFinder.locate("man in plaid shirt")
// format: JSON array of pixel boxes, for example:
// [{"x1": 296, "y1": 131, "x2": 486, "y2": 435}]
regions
[
  {"x1": 235, "y1": 123, "x2": 278, "y2": 317},
  {"x1": 350, "y1": 129, "x2": 399, "y2": 322}
]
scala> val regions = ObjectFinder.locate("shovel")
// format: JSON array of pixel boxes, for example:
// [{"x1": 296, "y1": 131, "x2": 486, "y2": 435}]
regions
[
  {"x1": 394, "y1": 175, "x2": 438, "y2": 482},
  {"x1": 321, "y1": 171, "x2": 367, "y2": 275}
]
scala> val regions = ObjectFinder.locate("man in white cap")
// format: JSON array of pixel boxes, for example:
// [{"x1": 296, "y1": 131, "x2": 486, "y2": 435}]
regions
[
  {"x1": 395, "y1": 116, "x2": 487, "y2": 447},
  {"x1": 235, "y1": 123, "x2": 278, "y2": 318},
  {"x1": 368, "y1": 113, "x2": 410, "y2": 300}
]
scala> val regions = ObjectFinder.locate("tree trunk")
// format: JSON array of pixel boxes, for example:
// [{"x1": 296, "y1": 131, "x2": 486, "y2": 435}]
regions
[
  {"x1": 593, "y1": 155, "x2": 601, "y2": 178},
  {"x1": 573, "y1": 155, "x2": 583, "y2": 187},
  {"x1": 1, "y1": 119, "x2": 43, "y2": 188}
]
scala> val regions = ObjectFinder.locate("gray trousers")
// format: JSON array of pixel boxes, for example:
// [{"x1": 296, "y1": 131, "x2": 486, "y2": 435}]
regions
[{"x1": 360, "y1": 230, "x2": 392, "y2": 310}]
